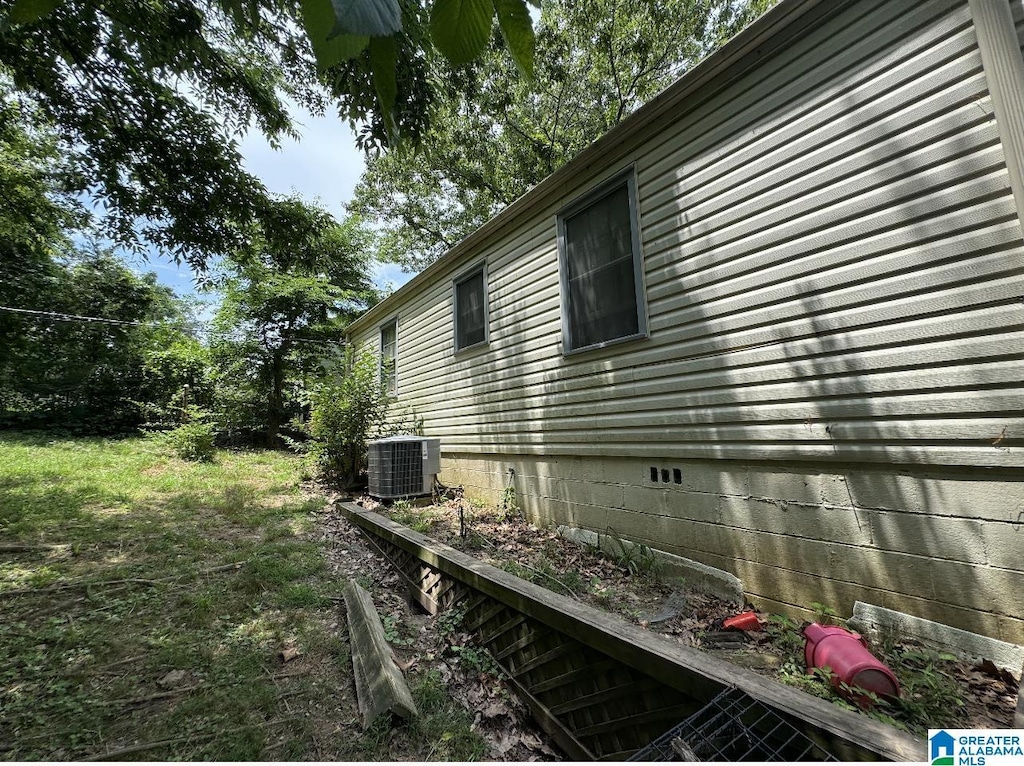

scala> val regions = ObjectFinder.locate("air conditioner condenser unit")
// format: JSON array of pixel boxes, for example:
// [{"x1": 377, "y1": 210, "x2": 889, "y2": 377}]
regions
[{"x1": 367, "y1": 436, "x2": 441, "y2": 499}]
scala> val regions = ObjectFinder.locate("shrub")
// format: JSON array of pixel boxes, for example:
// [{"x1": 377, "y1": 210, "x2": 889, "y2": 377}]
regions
[
  {"x1": 165, "y1": 407, "x2": 217, "y2": 462},
  {"x1": 306, "y1": 349, "x2": 392, "y2": 488}
]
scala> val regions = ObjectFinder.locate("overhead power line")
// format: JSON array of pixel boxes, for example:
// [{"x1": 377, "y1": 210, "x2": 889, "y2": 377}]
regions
[
  {"x1": 0, "y1": 305, "x2": 348, "y2": 345},
  {"x1": 0, "y1": 305, "x2": 151, "y2": 327}
]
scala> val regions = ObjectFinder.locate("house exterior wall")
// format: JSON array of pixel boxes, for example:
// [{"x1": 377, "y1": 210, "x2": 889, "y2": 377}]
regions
[
  {"x1": 1017, "y1": 0, "x2": 1024, "y2": 50},
  {"x1": 349, "y1": 0, "x2": 1024, "y2": 642},
  {"x1": 438, "y1": 454, "x2": 1024, "y2": 643}
]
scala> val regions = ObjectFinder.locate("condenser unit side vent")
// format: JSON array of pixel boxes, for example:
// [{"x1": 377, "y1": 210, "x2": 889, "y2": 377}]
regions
[{"x1": 368, "y1": 436, "x2": 440, "y2": 499}]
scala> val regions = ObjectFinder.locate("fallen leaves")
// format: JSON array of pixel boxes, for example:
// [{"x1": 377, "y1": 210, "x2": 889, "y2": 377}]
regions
[
  {"x1": 319, "y1": 501, "x2": 558, "y2": 761},
  {"x1": 334, "y1": 497, "x2": 1021, "y2": 746}
]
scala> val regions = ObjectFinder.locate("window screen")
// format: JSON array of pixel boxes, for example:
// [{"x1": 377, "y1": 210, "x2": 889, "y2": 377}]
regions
[
  {"x1": 559, "y1": 176, "x2": 644, "y2": 352},
  {"x1": 455, "y1": 267, "x2": 487, "y2": 351},
  {"x1": 380, "y1": 320, "x2": 397, "y2": 394}
]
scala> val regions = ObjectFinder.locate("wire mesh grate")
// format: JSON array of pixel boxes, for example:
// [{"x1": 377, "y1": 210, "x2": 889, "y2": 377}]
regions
[{"x1": 628, "y1": 686, "x2": 838, "y2": 762}]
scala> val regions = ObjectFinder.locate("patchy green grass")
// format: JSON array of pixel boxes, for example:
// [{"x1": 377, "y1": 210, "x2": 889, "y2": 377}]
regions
[
  {"x1": 0, "y1": 433, "x2": 360, "y2": 760},
  {"x1": 0, "y1": 433, "x2": 491, "y2": 761},
  {"x1": 342, "y1": 670, "x2": 488, "y2": 762}
]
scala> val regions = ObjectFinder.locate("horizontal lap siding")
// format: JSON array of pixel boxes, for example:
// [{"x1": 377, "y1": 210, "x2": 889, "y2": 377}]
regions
[
  {"x1": 1016, "y1": 0, "x2": 1024, "y2": 52},
  {"x1": 353, "y1": 0, "x2": 1024, "y2": 469}
]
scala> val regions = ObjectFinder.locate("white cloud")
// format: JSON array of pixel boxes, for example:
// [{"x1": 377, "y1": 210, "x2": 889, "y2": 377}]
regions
[{"x1": 370, "y1": 260, "x2": 414, "y2": 293}]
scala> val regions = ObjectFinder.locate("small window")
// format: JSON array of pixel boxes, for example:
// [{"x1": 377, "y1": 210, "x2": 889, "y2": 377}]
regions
[
  {"x1": 380, "y1": 319, "x2": 397, "y2": 394},
  {"x1": 454, "y1": 264, "x2": 488, "y2": 352},
  {"x1": 557, "y1": 169, "x2": 647, "y2": 354}
]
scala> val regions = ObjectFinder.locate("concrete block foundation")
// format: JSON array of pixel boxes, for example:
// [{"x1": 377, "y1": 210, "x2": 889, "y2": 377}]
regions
[{"x1": 438, "y1": 452, "x2": 1024, "y2": 644}]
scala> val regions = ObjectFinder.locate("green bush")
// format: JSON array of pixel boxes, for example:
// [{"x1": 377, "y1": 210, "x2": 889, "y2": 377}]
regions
[
  {"x1": 165, "y1": 408, "x2": 217, "y2": 461},
  {"x1": 306, "y1": 349, "x2": 392, "y2": 488}
]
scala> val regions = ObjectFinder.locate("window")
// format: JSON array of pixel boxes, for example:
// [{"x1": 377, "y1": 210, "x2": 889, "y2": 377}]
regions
[
  {"x1": 557, "y1": 169, "x2": 647, "y2": 354},
  {"x1": 380, "y1": 319, "x2": 397, "y2": 394},
  {"x1": 454, "y1": 264, "x2": 488, "y2": 352}
]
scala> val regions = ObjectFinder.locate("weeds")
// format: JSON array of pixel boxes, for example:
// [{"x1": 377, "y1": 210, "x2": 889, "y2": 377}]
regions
[
  {"x1": 436, "y1": 604, "x2": 468, "y2": 637},
  {"x1": 762, "y1": 608, "x2": 968, "y2": 736},
  {"x1": 603, "y1": 527, "x2": 658, "y2": 575},
  {"x1": 409, "y1": 671, "x2": 489, "y2": 760},
  {"x1": 381, "y1": 614, "x2": 416, "y2": 646},
  {"x1": 500, "y1": 470, "x2": 520, "y2": 520},
  {"x1": 499, "y1": 559, "x2": 581, "y2": 598},
  {"x1": 161, "y1": 409, "x2": 217, "y2": 462},
  {"x1": 811, "y1": 601, "x2": 843, "y2": 626},
  {"x1": 0, "y1": 433, "x2": 352, "y2": 760},
  {"x1": 448, "y1": 644, "x2": 503, "y2": 677},
  {"x1": 349, "y1": 670, "x2": 488, "y2": 761},
  {"x1": 881, "y1": 645, "x2": 967, "y2": 732},
  {"x1": 765, "y1": 613, "x2": 805, "y2": 654},
  {"x1": 387, "y1": 500, "x2": 435, "y2": 534}
]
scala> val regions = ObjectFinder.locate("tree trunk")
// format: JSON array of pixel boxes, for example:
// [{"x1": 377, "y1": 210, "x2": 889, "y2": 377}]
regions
[{"x1": 266, "y1": 349, "x2": 286, "y2": 447}]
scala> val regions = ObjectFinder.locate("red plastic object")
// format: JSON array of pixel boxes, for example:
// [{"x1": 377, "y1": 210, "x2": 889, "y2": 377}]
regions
[
  {"x1": 803, "y1": 623, "x2": 900, "y2": 708},
  {"x1": 723, "y1": 611, "x2": 762, "y2": 631}
]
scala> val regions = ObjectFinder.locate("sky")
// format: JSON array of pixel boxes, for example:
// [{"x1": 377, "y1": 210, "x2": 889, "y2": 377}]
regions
[{"x1": 131, "y1": 103, "x2": 414, "y2": 299}]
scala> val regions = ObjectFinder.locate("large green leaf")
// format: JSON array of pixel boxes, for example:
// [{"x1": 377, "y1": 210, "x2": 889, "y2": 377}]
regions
[
  {"x1": 492, "y1": 0, "x2": 534, "y2": 79},
  {"x1": 369, "y1": 35, "x2": 398, "y2": 140},
  {"x1": 7, "y1": 0, "x2": 62, "y2": 24},
  {"x1": 300, "y1": 0, "x2": 369, "y2": 70},
  {"x1": 429, "y1": 0, "x2": 494, "y2": 66},
  {"x1": 327, "y1": 0, "x2": 402, "y2": 38}
]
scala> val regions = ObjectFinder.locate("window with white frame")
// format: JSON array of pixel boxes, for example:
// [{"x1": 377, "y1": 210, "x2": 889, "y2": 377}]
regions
[
  {"x1": 557, "y1": 170, "x2": 647, "y2": 353},
  {"x1": 380, "y1": 319, "x2": 397, "y2": 394},
  {"x1": 454, "y1": 264, "x2": 488, "y2": 352}
]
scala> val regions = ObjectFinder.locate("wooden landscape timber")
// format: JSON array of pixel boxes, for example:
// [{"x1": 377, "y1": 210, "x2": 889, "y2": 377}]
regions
[
  {"x1": 342, "y1": 579, "x2": 419, "y2": 729},
  {"x1": 338, "y1": 501, "x2": 925, "y2": 762}
]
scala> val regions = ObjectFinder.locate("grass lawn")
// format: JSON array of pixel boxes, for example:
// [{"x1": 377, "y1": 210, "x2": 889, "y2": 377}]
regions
[{"x1": 0, "y1": 432, "x2": 486, "y2": 761}]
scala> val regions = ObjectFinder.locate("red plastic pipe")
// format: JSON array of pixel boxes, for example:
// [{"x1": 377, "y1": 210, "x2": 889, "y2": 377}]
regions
[{"x1": 803, "y1": 623, "x2": 900, "y2": 708}]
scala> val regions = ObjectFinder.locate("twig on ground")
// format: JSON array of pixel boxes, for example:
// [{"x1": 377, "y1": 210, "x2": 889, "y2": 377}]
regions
[
  {"x1": 0, "y1": 562, "x2": 246, "y2": 598},
  {"x1": 106, "y1": 667, "x2": 309, "y2": 707},
  {"x1": 499, "y1": 558, "x2": 580, "y2": 599},
  {"x1": 0, "y1": 543, "x2": 68, "y2": 554},
  {"x1": 193, "y1": 562, "x2": 247, "y2": 576},
  {"x1": 81, "y1": 717, "x2": 304, "y2": 761},
  {"x1": 94, "y1": 655, "x2": 146, "y2": 672},
  {"x1": 267, "y1": 668, "x2": 310, "y2": 680},
  {"x1": 0, "y1": 577, "x2": 166, "y2": 597},
  {"x1": 103, "y1": 684, "x2": 206, "y2": 706}
]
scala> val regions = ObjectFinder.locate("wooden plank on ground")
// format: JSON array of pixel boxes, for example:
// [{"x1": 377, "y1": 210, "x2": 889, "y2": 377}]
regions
[
  {"x1": 343, "y1": 579, "x2": 418, "y2": 728},
  {"x1": 338, "y1": 501, "x2": 926, "y2": 762}
]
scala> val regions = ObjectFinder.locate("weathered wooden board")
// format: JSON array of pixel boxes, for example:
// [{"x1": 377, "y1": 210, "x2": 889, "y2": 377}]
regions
[
  {"x1": 339, "y1": 501, "x2": 926, "y2": 762},
  {"x1": 343, "y1": 579, "x2": 418, "y2": 728}
]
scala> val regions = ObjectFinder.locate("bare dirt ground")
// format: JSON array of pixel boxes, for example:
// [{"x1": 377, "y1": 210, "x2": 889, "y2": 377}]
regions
[{"x1": 340, "y1": 495, "x2": 1019, "y2": 743}]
